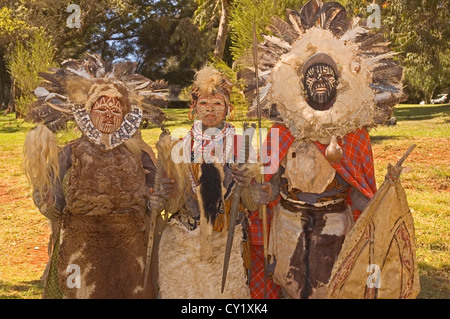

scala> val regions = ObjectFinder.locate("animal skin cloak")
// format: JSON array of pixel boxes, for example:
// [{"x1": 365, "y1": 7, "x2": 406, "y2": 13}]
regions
[
  {"x1": 45, "y1": 136, "x2": 156, "y2": 299},
  {"x1": 157, "y1": 126, "x2": 251, "y2": 299}
]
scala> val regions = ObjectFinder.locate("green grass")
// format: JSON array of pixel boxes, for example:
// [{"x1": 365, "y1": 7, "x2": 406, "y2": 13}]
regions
[
  {"x1": 369, "y1": 104, "x2": 449, "y2": 299},
  {"x1": 0, "y1": 104, "x2": 448, "y2": 298}
]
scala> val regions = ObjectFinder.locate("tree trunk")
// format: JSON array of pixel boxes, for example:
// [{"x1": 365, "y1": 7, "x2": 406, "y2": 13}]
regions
[
  {"x1": 0, "y1": 52, "x2": 10, "y2": 111},
  {"x1": 213, "y1": 0, "x2": 231, "y2": 59},
  {"x1": 8, "y1": 78, "x2": 16, "y2": 116}
]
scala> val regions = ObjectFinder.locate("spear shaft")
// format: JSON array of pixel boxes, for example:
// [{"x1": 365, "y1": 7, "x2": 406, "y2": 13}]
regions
[{"x1": 252, "y1": 21, "x2": 268, "y2": 299}]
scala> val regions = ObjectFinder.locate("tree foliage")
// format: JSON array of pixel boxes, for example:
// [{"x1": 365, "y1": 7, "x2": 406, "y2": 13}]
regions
[
  {"x1": 135, "y1": 0, "x2": 213, "y2": 87},
  {"x1": 193, "y1": 0, "x2": 232, "y2": 59},
  {"x1": 8, "y1": 31, "x2": 56, "y2": 117},
  {"x1": 344, "y1": 0, "x2": 449, "y2": 102},
  {"x1": 0, "y1": 0, "x2": 448, "y2": 112},
  {"x1": 387, "y1": 0, "x2": 449, "y2": 102},
  {"x1": 229, "y1": 0, "x2": 304, "y2": 60}
]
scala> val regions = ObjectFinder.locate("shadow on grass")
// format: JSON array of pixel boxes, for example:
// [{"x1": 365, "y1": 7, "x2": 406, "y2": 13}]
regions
[
  {"x1": 0, "y1": 115, "x2": 28, "y2": 133},
  {"x1": 370, "y1": 135, "x2": 402, "y2": 145},
  {"x1": 395, "y1": 104, "x2": 450, "y2": 121},
  {"x1": 417, "y1": 262, "x2": 450, "y2": 299},
  {"x1": 0, "y1": 126, "x2": 21, "y2": 134},
  {"x1": 0, "y1": 280, "x2": 43, "y2": 299}
]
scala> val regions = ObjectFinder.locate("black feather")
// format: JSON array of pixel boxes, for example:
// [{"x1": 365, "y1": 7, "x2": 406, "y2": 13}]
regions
[
  {"x1": 316, "y1": 2, "x2": 349, "y2": 36},
  {"x1": 27, "y1": 102, "x2": 72, "y2": 132},
  {"x1": 267, "y1": 16, "x2": 298, "y2": 44},
  {"x1": 299, "y1": 0, "x2": 322, "y2": 30}
]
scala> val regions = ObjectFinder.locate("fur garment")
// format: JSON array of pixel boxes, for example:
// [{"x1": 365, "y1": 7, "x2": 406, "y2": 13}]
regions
[
  {"x1": 56, "y1": 138, "x2": 153, "y2": 298},
  {"x1": 158, "y1": 220, "x2": 250, "y2": 299},
  {"x1": 157, "y1": 149, "x2": 250, "y2": 299}
]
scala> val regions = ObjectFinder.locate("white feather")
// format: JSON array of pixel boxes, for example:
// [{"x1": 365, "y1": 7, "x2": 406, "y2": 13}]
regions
[
  {"x1": 263, "y1": 35, "x2": 292, "y2": 50},
  {"x1": 66, "y1": 67, "x2": 91, "y2": 79},
  {"x1": 341, "y1": 26, "x2": 367, "y2": 42},
  {"x1": 365, "y1": 52, "x2": 401, "y2": 66},
  {"x1": 34, "y1": 87, "x2": 49, "y2": 98},
  {"x1": 44, "y1": 92, "x2": 69, "y2": 102},
  {"x1": 251, "y1": 83, "x2": 271, "y2": 110}
]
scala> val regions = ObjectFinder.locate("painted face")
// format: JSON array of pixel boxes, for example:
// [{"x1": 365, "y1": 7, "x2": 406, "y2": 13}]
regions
[
  {"x1": 90, "y1": 96, "x2": 124, "y2": 134},
  {"x1": 195, "y1": 93, "x2": 227, "y2": 128},
  {"x1": 304, "y1": 63, "x2": 338, "y2": 109}
]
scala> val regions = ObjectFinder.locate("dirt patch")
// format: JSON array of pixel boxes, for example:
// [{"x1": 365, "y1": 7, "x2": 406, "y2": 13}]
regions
[
  {"x1": 373, "y1": 138, "x2": 449, "y2": 165},
  {"x1": 28, "y1": 232, "x2": 51, "y2": 268},
  {"x1": 372, "y1": 137, "x2": 450, "y2": 192}
]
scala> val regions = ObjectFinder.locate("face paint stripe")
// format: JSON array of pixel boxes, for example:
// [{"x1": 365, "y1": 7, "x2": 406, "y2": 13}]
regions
[{"x1": 304, "y1": 62, "x2": 338, "y2": 107}]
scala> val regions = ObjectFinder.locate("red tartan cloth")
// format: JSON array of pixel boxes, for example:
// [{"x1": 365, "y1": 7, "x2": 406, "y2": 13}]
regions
[
  {"x1": 313, "y1": 128, "x2": 377, "y2": 219},
  {"x1": 257, "y1": 123, "x2": 377, "y2": 221},
  {"x1": 248, "y1": 123, "x2": 377, "y2": 298},
  {"x1": 313, "y1": 130, "x2": 377, "y2": 199},
  {"x1": 249, "y1": 244, "x2": 281, "y2": 299}
]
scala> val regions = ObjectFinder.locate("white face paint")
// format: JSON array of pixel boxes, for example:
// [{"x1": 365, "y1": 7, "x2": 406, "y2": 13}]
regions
[
  {"x1": 90, "y1": 96, "x2": 124, "y2": 134},
  {"x1": 304, "y1": 63, "x2": 338, "y2": 108},
  {"x1": 195, "y1": 93, "x2": 227, "y2": 129}
]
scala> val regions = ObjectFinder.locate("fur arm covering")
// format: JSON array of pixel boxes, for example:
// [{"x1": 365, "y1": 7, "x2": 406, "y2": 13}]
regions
[
  {"x1": 24, "y1": 124, "x2": 70, "y2": 220},
  {"x1": 32, "y1": 145, "x2": 72, "y2": 220},
  {"x1": 238, "y1": 162, "x2": 269, "y2": 212},
  {"x1": 240, "y1": 187, "x2": 258, "y2": 212}
]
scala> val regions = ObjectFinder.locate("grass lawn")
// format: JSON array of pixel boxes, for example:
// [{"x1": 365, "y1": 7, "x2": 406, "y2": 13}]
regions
[{"x1": 0, "y1": 103, "x2": 448, "y2": 298}]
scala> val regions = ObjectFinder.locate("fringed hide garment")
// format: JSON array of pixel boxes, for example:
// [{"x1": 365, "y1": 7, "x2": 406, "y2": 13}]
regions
[{"x1": 158, "y1": 162, "x2": 251, "y2": 299}]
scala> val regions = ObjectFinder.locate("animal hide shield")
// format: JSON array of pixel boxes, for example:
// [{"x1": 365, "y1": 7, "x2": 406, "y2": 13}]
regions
[{"x1": 327, "y1": 168, "x2": 420, "y2": 299}]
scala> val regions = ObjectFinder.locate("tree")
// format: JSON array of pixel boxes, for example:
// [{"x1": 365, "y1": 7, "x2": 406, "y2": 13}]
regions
[
  {"x1": 8, "y1": 31, "x2": 56, "y2": 117},
  {"x1": 136, "y1": 0, "x2": 214, "y2": 87},
  {"x1": 194, "y1": 0, "x2": 232, "y2": 60},
  {"x1": 228, "y1": 0, "x2": 303, "y2": 60},
  {"x1": 387, "y1": 0, "x2": 449, "y2": 102},
  {"x1": 1, "y1": 0, "x2": 215, "y2": 110},
  {"x1": 344, "y1": 0, "x2": 449, "y2": 102},
  {"x1": 0, "y1": 5, "x2": 37, "y2": 110},
  {"x1": 0, "y1": 0, "x2": 142, "y2": 112}
]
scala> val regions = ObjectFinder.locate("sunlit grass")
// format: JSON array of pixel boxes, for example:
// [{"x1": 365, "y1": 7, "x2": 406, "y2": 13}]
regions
[{"x1": 0, "y1": 103, "x2": 448, "y2": 298}]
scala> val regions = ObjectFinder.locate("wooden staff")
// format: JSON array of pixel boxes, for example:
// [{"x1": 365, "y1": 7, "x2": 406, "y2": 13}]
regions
[
  {"x1": 253, "y1": 20, "x2": 268, "y2": 298},
  {"x1": 144, "y1": 128, "x2": 169, "y2": 289},
  {"x1": 221, "y1": 123, "x2": 254, "y2": 293}
]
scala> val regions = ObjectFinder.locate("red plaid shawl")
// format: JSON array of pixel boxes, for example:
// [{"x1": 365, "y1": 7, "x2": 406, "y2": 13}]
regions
[{"x1": 249, "y1": 123, "x2": 377, "y2": 246}]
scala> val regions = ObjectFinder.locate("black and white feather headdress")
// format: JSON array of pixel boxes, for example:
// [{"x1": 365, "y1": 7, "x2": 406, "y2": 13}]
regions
[
  {"x1": 28, "y1": 52, "x2": 168, "y2": 136},
  {"x1": 240, "y1": 0, "x2": 407, "y2": 144}
]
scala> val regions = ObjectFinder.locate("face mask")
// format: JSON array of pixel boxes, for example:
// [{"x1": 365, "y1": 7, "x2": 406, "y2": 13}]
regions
[
  {"x1": 90, "y1": 96, "x2": 124, "y2": 134},
  {"x1": 304, "y1": 63, "x2": 338, "y2": 109}
]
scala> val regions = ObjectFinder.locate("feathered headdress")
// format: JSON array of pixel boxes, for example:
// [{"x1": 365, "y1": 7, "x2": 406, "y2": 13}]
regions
[
  {"x1": 239, "y1": 0, "x2": 407, "y2": 144},
  {"x1": 23, "y1": 53, "x2": 168, "y2": 199},
  {"x1": 28, "y1": 53, "x2": 169, "y2": 148},
  {"x1": 189, "y1": 66, "x2": 234, "y2": 120}
]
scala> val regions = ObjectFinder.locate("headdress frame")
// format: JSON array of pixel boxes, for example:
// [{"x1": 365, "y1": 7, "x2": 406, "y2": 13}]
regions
[
  {"x1": 28, "y1": 52, "x2": 169, "y2": 133},
  {"x1": 238, "y1": 0, "x2": 407, "y2": 143}
]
